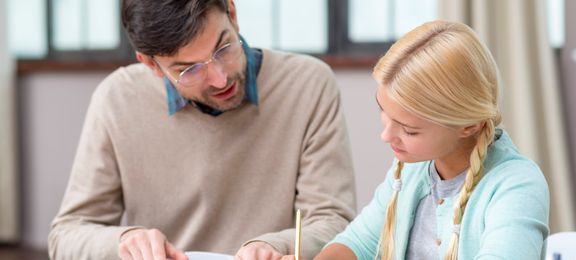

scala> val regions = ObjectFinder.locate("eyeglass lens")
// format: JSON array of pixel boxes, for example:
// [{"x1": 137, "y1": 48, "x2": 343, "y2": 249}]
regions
[{"x1": 178, "y1": 41, "x2": 243, "y2": 86}]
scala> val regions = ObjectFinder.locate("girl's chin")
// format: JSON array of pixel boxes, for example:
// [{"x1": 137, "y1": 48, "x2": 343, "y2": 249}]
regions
[{"x1": 394, "y1": 154, "x2": 422, "y2": 164}]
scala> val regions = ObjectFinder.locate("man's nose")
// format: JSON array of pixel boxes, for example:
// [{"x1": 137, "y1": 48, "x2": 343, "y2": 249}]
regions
[{"x1": 204, "y1": 61, "x2": 227, "y2": 88}]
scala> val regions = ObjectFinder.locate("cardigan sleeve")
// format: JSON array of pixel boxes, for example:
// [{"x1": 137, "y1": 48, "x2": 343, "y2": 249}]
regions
[
  {"x1": 474, "y1": 161, "x2": 549, "y2": 260},
  {"x1": 328, "y1": 165, "x2": 397, "y2": 260}
]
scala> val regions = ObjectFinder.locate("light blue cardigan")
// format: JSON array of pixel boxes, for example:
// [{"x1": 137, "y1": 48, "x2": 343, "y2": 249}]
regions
[{"x1": 330, "y1": 129, "x2": 549, "y2": 259}]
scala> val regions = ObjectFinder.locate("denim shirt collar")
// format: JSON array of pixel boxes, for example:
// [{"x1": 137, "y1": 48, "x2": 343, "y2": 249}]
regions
[{"x1": 164, "y1": 35, "x2": 261, "y2": 116}]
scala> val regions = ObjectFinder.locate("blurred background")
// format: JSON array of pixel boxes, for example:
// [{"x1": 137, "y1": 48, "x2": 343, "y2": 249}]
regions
[{"x1": 1, "y1": 0, "x2": 574, "y2": 258}]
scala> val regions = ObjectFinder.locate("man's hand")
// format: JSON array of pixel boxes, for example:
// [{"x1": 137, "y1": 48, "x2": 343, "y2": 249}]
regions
[
  {"x1": 118, "y1": 228, "x2": 188, "y2": 260},
  {"x1": 234, "y1": 241, "x2": 283, "y2": 260}
]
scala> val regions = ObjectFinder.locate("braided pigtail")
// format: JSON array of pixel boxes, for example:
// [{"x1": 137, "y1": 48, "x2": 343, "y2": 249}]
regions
[
  {"x1": 444, "y1": 120, "x2": 495, "y2": 260},
  {"x1": 375, "y1": 160, "x2": 404, "y2": 260}
]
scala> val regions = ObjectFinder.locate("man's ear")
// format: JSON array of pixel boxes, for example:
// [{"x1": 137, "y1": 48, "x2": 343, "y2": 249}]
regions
[
  {"x1": 460, "y1": 122, "x2": 485, "y2": 138},
  {"x1": 136, "y1": 52, "x2": 164, "y2": 78},
  {"x1": 227, "y1": 0, "x2": 239, "y2": 32}
]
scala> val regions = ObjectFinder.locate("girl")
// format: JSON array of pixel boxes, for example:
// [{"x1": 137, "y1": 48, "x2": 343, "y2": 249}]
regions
[{"x1": 314, "y1": 20, "x2": 549, "y2": 260}]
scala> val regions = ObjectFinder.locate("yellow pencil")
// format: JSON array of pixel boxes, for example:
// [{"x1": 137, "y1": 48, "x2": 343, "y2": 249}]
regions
[{"x1": 295, "y1": 209, "x2": 302, "y2": 260}]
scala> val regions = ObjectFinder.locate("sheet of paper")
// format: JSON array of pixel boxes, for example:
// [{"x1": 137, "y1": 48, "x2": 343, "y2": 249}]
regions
[{"x1": 185, "y1": 251, "x2": 234, "y2": 260}]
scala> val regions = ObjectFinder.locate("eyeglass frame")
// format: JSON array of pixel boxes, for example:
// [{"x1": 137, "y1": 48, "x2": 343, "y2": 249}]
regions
[{"x1": 152, "y1": 40, "x2": 244, "y2": 88}]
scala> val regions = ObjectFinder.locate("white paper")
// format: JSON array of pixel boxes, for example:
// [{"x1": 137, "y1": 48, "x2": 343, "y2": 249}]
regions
[{"x1": 185, "y1": 251, "x2": 234, "y2": 260}]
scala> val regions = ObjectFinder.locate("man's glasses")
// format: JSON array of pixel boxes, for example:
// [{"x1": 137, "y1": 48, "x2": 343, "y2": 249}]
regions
[{"x1": 157, "y1": 40, "x2": 244, "y2": 87}]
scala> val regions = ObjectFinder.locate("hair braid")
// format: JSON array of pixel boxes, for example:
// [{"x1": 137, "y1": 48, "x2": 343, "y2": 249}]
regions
[
  {"x1": 444, "y1": 120, "x2": 495, "y2": 260},
  {"x1": 377, "y1": 160, "x2": 404, "y2": 260}
]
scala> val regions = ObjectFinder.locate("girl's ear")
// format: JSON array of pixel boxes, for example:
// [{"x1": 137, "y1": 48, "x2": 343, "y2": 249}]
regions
[{"x1": 460, "y1": 122, "x2": 485, "y2": 138}]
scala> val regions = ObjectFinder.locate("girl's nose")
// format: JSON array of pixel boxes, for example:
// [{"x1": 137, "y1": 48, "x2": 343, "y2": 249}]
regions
[{"x1": 380, "y1": 124, "x2": 395, "y2": 143}]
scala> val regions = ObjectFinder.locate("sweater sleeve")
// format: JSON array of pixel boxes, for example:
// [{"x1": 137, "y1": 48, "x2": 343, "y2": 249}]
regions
[
  {"x1": 48, "y1": 85, "x2": 140, "y2": 260},
  {"x1": 474, "y1": 161, "x2": 550, "y2": 260},
  {"x1": 329, "y1": 165, "x2": 396, "y2": 260},
  {"x1": 247, "y1": 61, "x2": 357, "y2": 258}
]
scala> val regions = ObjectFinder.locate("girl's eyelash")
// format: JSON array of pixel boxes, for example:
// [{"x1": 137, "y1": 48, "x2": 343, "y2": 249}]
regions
[{"x1": 404, "y1": 129, "x2": 418, "y2": 136}]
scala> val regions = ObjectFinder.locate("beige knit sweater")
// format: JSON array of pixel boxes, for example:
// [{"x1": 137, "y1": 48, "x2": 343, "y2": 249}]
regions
[{"x1": 48, "y1": 49, "x2": 356, "y2": 259}]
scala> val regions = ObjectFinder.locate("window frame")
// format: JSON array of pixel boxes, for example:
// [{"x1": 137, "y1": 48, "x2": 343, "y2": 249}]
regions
[
  {"x1": 39, "y1": 0, "x2": 134, "y2": 62},
  {"x1": 17, "y1": 0, "x2": 415, "y2": 70},
  {"x1": 36, "y1": 0, "x2": 394, "y2": 60},
  {"x1": 328, "y1": 0, "x2": 394, "y2": 57}
]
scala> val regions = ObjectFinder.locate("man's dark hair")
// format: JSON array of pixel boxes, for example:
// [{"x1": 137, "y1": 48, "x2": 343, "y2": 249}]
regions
[{"x1": 121, "y1": 0, "x2": 228, "y2": 56}]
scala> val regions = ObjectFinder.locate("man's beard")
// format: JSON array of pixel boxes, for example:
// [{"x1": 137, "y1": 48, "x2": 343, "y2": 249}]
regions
[{"x1": 195, "y1": 72, "x2": 246, "y2": 112}]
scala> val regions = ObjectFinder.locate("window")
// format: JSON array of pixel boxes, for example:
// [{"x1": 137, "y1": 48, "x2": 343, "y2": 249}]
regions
[
  {"x1": 8, "y1": 0, "x2": 47, "y2": 59},
  {"x1": 348, "y1": 0, "x2": 436, "y2": 42},
  {"x1": 235, "y1": 0, "x2": 328, "y2": 53},
  {"x1": 236, "y1": 0, "x2": 437, "y2": 55},
  {"x1": 547, "y1": 0, "x2": 564, "y2": 48},
  {"x1": 9, "y1": 0, "x2": 131, "y2": 61},
  {"x1": 52, "y1": 0, "x2": 120, "y2": 51},
  {"x1": 7, "y1": 0, "x2": 563, "y2": 61}
]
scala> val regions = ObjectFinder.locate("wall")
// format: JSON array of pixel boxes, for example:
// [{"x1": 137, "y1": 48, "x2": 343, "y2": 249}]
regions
[
  {"x1": 17, "y1": 68, "x2": 394, "y2": 249},
  {"x1": 18, "y1": 72, "x2": 111, "y2": 248}
]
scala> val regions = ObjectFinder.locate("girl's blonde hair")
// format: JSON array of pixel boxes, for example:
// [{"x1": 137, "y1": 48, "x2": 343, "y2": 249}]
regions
[{"x1": 373, "y1": 20, "x2": 501, "y2": 260}]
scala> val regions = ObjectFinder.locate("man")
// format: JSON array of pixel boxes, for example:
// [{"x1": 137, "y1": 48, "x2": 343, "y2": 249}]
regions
[{"x1": 48, "y1": 0, "x2": 356, "y2": 259}]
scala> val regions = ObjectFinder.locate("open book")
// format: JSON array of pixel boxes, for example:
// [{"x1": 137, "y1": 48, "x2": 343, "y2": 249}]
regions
[{"x1": 185, "y1": 251, "x2": 234, "y2": 260}]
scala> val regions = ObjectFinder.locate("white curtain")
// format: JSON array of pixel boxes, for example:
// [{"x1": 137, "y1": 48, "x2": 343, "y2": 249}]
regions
[
  {"x1": 438, "y1": 0, "x2": 575, "y2": 233},
  {"x1": 0, "y1": 0, "x2": 19, "y2": 242}
]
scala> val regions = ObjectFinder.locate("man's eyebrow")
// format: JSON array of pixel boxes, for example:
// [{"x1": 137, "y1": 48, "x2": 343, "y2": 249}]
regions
[
  {"x1": 375, "y1": 94, "x2": 421, "y2": 129},
  {"x1": 168, "y1": 30, "x2": 230, "y2": 68}
]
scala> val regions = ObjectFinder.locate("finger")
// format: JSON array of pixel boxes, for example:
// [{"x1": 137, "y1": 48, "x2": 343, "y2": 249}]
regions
[
  {"x1": 269, "y1": 251, "x2": 283, "y2": 260},
  {"x1": 150, "y1": 236, "x2": 167, "y2": 260},
  {"x1": 236, "y1": 242, "x2": 279, "y2": 260},
  {"x1": 257, "y1": 248, "x2": 278, "y2": 260},
  {"x1": 233, "y1": 246, "x2": 249, "y2": 260},
  {"x1": 234, "y1": 246, "x2": 254, "y2": 260},
  {"x1": 165, "y1": 241, "x2": 187, "y2": 260},
  {"x1": 121, "y1": 231, "x2": 147, "y2": 260},
  {"x1": 146, "y1": 230, "x2": 168, "y2": 260},
  {"x1": 118, "y1": 242, "x2": 134, "y2": 260},
  {"x1": 127, "y1": 242, "x2": 145, "y2": 260},
  {"x1": 136, "y1": 236, "x2": 154, "y2": 260}
]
